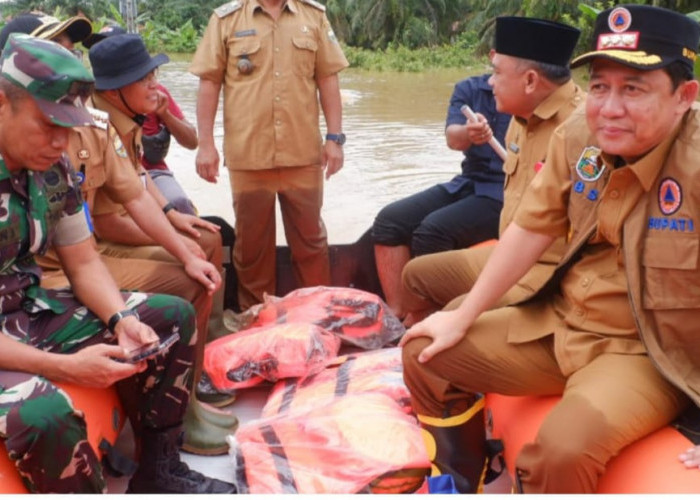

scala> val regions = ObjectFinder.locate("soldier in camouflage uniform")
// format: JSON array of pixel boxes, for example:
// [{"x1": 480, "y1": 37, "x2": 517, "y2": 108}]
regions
[{"x1": 0, "y1": 34, "x2": 235, "y2": 493}]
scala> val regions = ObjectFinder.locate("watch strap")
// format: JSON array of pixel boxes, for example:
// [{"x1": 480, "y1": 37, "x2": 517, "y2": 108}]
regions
[
  {"x1": 107, "y1": 309, "x2": 139, "y2": 333},
  {"x1": 325, "y1": 133, "x2": 346, "y2": 145}
]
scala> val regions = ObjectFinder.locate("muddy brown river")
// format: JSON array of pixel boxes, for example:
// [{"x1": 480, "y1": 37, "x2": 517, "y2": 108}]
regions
[{"x1": 159, "y1": 59, "x2": 489, "y2": 243}]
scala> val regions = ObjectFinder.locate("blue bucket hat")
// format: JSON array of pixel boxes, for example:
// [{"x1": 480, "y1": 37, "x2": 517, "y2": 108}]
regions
[{"x1": 88, "y1": 33, "x2": 168, "y2": 90}]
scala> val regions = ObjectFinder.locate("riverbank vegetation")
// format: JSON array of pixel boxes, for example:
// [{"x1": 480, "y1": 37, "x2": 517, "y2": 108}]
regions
[{"x1": 2, "y1": 0, "x2": 700, "y2": 71}]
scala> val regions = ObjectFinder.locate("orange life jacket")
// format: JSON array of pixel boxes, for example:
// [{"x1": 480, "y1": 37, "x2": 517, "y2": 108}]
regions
[
  {"x1": 251, "y1": 286, "x2": 405, "y2": 349},
  {"x1": 262, "y1": 347, "x2": 411, "y2": 418},
  {"x1": 231, "y1": 393, "x2": 430, "y2": 494},
  {"x1": 203, "y1": 322, "x2": 341, "y2": 391}
]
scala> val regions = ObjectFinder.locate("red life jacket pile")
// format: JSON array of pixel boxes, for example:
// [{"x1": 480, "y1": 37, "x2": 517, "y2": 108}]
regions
[
  {"x1": 261, "y1": 347, "x2": 412, "y2": 418},
  {"x1": 203, "y1": 322, "x2": 341, "y2": 391},
  {"x1": 229, "y1": 393, "x2": 430, "y2": 494},
  {"x1": 248, "y1": 286, "x2": 405, "y2": 349},
  {"x1": 206, "y1": 286, "x2": 427, "y2": 493}
]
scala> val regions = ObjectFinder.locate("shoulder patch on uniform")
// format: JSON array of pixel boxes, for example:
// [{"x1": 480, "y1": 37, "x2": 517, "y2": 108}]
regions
[
  {"x1": 298, "y1": 0, "x2": 326, "y2": 11},
  {"x1": 215, "y1": 0, "x2": 243, "y2": 17},
  {"x1": 109, "y1": 127, "x2": 128, "y2": 158},
  {"x1": 87, "y1": 107, "x2": 109, "y2": 130}
]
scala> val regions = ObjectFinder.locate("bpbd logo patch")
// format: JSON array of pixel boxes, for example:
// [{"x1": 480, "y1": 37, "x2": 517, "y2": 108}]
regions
[{"x1": 658, "y1": 177, "x2": 682, "y2": 216}]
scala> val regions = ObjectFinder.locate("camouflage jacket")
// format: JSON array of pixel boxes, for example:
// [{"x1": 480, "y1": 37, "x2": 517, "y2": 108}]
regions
[{"x1": 0, "y1": 156, "x2": 90, "y2": 315}]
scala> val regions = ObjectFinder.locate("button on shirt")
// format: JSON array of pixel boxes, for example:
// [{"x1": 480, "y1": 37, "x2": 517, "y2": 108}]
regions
[
  {"x1": 441, "y1": 74, "x2": 511, "y2": 201},
  {"x1": 189, "y1": 0, "x2": 349, "y2": 170}
]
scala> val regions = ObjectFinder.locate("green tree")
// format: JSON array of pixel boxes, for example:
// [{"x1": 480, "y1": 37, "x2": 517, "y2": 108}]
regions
[
  {"x1": 0, "y1": 0, "x2": 117, "y2": 21},
  {"x1": 138, "y1": 0, "x2": 222, "y2": 32}
]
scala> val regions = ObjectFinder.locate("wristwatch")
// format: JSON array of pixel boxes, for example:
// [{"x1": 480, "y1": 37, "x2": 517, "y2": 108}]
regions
[
  {"x1": 107, "y1": 309, "x2": 140, "y2": 333},
  {"x1": 325, "y1": 133, "x2": 346, "y2": 145}
]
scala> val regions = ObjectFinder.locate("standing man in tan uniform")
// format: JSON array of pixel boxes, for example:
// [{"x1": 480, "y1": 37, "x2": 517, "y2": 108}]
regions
[
  {"x1": 402, "y1": 5, "x2": 700, "y2": 493},
  {"x1": 401, "y1": 17, "x2": 584, "y2": 325},
  {"x1": 190, "y1": 0, "x2": 349, "y2": 311},
  {"x1": 36, "y1": 34, "x2": 238, "y2": 456}
]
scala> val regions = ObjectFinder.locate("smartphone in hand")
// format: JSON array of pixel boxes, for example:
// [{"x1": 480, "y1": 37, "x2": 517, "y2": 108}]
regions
[{"x1": 124, "y1": 333, "x2": 180, "y2": 363}]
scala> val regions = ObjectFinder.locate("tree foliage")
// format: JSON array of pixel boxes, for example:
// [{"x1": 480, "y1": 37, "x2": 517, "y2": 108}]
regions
[{"x1": 1, "y1": 0, "x2": 700, "y2": 56}]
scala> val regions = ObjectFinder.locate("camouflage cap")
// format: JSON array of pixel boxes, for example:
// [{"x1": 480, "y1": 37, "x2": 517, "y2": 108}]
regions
[{"x1": 0, "y1": 33, "x2": 95, "y2": 127}]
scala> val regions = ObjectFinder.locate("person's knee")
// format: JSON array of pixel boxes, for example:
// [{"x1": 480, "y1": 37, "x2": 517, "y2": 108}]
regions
[
  {"x1": 198, "y1": 228, "x2": 223, "y2": 269},
  {"x1": 401, "y1": 336, "x2": 432, "y2": 389},
  {"x1": 372, "y1": 207, "x2": 410, "y2": 246},
  {"x1": 143, "y1": 295, "x2": 197, "y2": 346},
  {"x1": 411, "y1": 222, "x2": 452, "y2": 256}
]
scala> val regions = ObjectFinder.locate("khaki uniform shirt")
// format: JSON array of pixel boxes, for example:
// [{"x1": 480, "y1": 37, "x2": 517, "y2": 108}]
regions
[
  {"x1": 89, "y1": 94, "x2": 145, "y2": 217},
  {"x1": 500, "y1": 80, "x2": 585, "y2": 296},
  {"x1": 515, "y1": 106, "x2": 699, "y2": 395},
  {"x1": 189, "y1": 0, "x2": 348, "y2": 170},
  {"x1": 36, "y1": 99, "x2": 145, "y2": 274}
]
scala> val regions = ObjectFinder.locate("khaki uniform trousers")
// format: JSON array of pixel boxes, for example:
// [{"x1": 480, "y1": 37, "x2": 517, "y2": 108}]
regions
[
  {"x1": 41, "y1": 229, "x2": 223, "y2": 346},
  {"x1": 402, "y1": 244, "x2": 532, "y2": 314},
  {"x1": 230, "y1": 166, "x2": 330, "y2": 310},
  {"x1": 401, "y1": 301, "x2": 688, "y2": 493}
]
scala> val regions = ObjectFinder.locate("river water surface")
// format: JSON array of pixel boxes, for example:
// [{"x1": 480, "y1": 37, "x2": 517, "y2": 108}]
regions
[{"x1": 159, "y1": 60, "x2": 489, "y2": 243}]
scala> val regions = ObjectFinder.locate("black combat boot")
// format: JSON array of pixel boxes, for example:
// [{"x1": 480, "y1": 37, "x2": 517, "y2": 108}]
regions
[{"x1": 127, "y1": 426, "x2": 237, "y2": 494}]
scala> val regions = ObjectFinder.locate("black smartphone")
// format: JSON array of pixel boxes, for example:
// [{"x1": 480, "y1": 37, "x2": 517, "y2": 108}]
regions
[{"x1": 124, "y1": 333, "x2": 180, "y2": 363}]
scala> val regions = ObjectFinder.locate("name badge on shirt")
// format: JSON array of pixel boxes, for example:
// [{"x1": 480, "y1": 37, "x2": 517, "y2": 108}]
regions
[
  {"x1": 509, "y1": 142, "x2": 519, "y2": 153},
  {"x1": 234, "y1": 29, "x2": 256, "y2": 37}
]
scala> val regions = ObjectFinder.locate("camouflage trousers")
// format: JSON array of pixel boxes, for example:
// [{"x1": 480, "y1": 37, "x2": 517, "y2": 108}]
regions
[{"x1": 0, "y1": 289, "x2": 196, "y2": 493}]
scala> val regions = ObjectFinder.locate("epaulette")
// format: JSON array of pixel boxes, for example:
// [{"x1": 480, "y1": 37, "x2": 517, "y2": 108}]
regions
[
  {"x1": 215, "y1": 0, "x2": 243, "y2": 18},
  {"x1": 87, "y1": 107, "x2": 109, "y2": 130},
  {"x1": 298, "y1": 0, "x2": 325, "y2": 11}
]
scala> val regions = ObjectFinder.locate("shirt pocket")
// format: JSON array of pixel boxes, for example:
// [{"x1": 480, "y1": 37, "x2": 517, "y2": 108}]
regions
[
  {"x1": 226, "y1": 37, "x2": 262, "y2": 81},
  {"x1": 642, "y1": 235, "x2": 700, "y2": 309},
  {"x1": 502, "y1": 150, "x2": 518, "y2": 190},
  {"x1": 292, "y1": 36, "x2": 317, "y2": 78}
]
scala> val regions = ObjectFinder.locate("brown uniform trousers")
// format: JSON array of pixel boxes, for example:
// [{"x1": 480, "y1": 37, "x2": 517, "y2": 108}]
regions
[
  {"x1": 402, "y1": 81, "x2": 584, "y2": 315},
  {"x1": 402, "y1": 108, "x2": 691, "y2": 493},
  {"x1": 230, "y1": 167, "x2": 329, "y2": 309}
]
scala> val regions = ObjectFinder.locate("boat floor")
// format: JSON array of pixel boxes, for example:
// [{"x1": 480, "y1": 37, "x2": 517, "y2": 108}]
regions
[{"x1": 105, "y1": 386, "x2": 513, "y2": 494}]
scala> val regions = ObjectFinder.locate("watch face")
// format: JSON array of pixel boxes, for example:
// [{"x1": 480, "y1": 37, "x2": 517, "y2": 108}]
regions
[{"x1": 337, "y1": 133, "x2": 346, "y2": 145}]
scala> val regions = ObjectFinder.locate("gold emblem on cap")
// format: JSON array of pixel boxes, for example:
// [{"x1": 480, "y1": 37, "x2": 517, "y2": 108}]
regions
[{"x1": 592, "y1": 50, "x2": 662, "y2": 66}]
